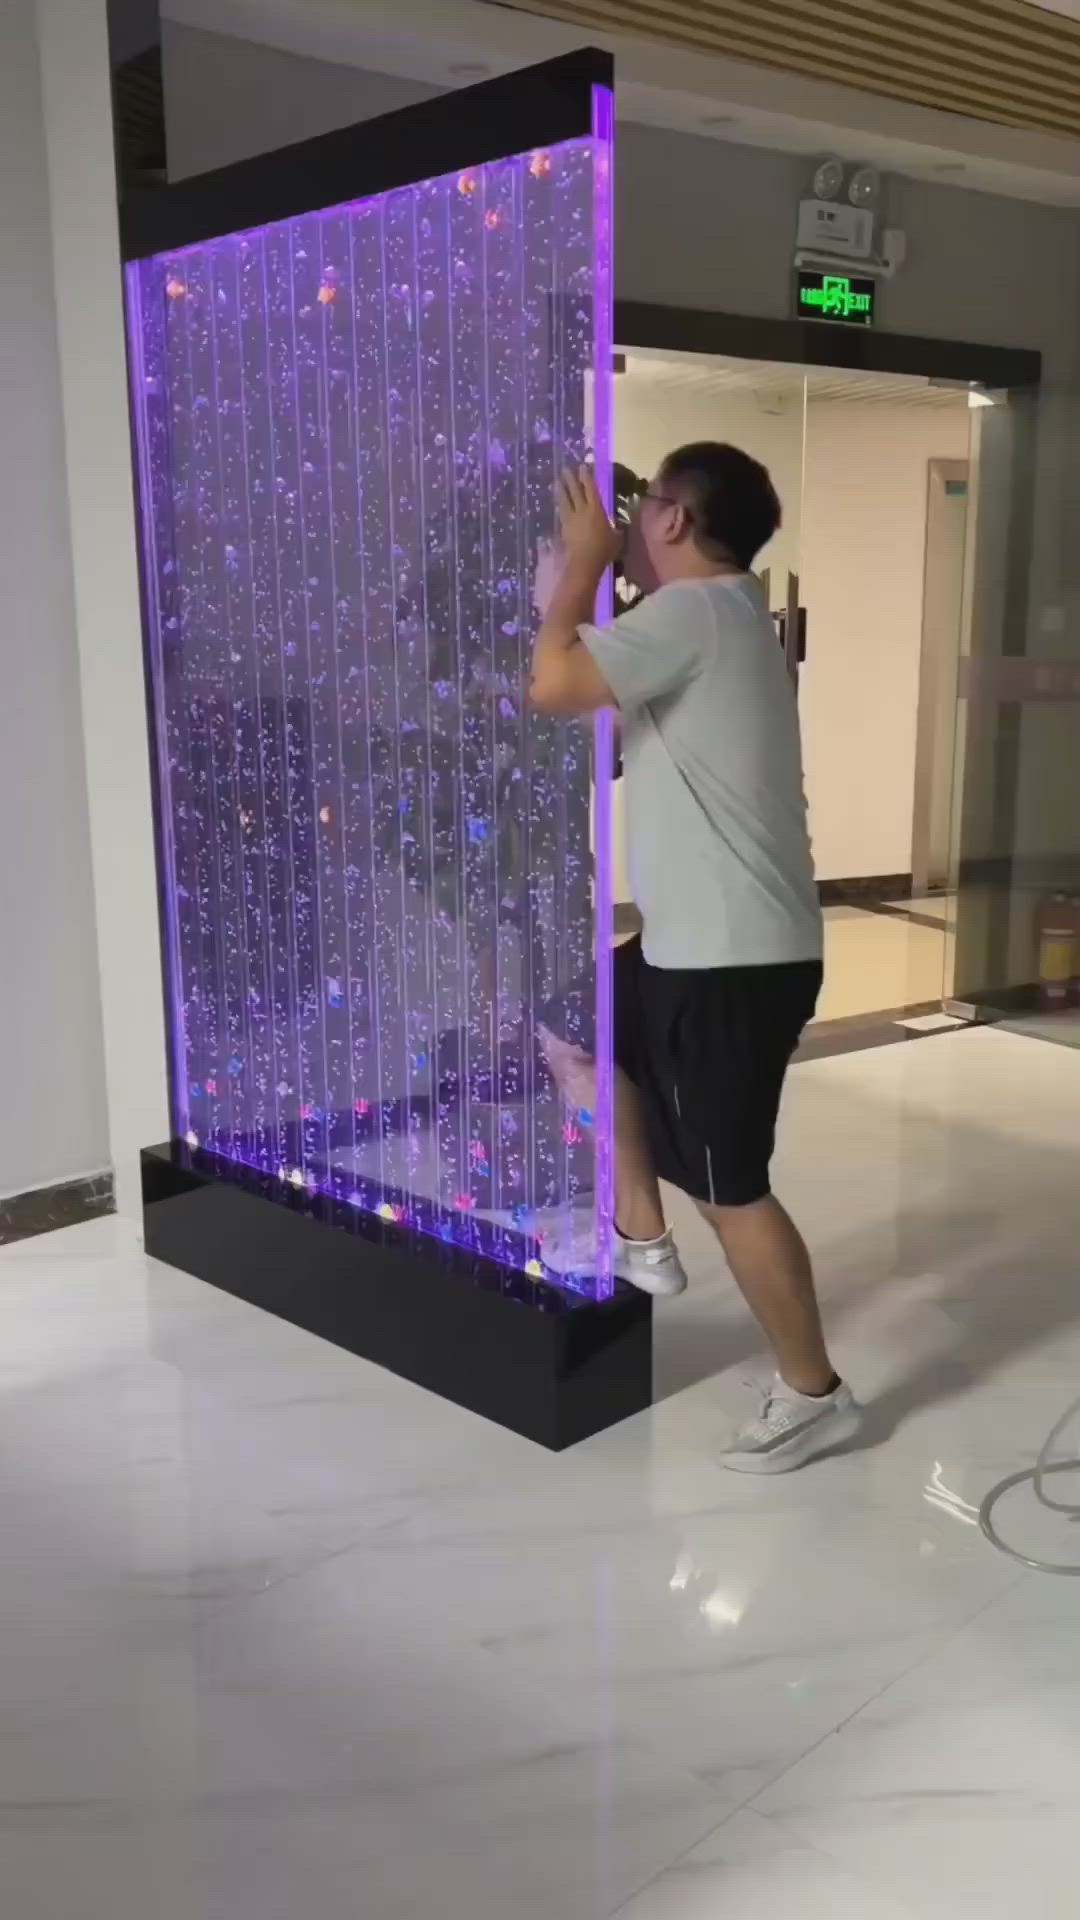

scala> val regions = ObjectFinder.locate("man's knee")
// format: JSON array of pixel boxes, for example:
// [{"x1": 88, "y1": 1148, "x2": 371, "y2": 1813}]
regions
[
  {"x1": 695, "y1": 1191, "x2": 772, "y2": 1233},
  {"x1": 537, "y1": 1023, "x2": 596, "y2": 1107}
]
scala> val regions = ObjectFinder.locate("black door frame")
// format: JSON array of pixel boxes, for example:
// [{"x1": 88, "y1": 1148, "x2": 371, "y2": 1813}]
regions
[
  {"x1": 614, "y1": 299, "x2": 1041, "y2": 393},
  {"x1": 121, "y1": 47, "x2": 612, "y2": 257}
]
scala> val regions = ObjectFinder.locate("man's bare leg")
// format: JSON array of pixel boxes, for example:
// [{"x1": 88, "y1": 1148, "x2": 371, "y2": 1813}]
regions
[
  {"x1": 698, "y1": 1194, "x2": 836, "y2": 1397},
  {"x1": 613, "y1": 1068, "x2": 665, "y2": 1241},
  {"x1": 538, "y1": 1026, "x2": 666, "y2": 1240}
]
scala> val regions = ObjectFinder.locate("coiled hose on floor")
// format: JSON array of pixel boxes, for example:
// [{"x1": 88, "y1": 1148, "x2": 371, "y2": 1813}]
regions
[{"x1": 979, "y1": 1393, "x2": 1080, "y2": 1575}]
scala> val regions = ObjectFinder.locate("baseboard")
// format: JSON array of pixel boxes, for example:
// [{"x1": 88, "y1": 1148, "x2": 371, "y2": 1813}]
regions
[
  {"x1": 0, "y1": 1171, "x2": 115, "y2": 1248},
  {"x1": 961, "y1": 982, "x2": 1040, "y2": 1017},
  {"x1": 818, "y1": 873, "x2": 913, "y2": 906}
]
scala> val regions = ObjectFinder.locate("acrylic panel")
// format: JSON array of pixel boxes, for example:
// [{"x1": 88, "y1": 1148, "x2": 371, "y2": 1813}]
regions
[{"x1": 127, "y1": 113, "x2": 614, "y2": 1295}]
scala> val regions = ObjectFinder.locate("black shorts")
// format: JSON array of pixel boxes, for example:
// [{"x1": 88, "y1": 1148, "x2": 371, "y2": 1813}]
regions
[{"x1": 614, "y1": 937, "x2": 822, "y2": 1209}]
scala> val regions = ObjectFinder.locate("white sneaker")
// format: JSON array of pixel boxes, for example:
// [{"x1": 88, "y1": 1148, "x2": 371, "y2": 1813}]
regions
[
  {"x1": 615, "y1": 1226, "x2": 689, "y2": 1298},
  {"x1": 721, "y1": 1374, "x2": 862, "y2": 1474}
]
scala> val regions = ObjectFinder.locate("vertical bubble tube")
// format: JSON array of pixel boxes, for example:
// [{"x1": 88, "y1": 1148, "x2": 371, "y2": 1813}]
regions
[{"x1": 127, "y1": 53, "x2": 650, "y2": 1448}]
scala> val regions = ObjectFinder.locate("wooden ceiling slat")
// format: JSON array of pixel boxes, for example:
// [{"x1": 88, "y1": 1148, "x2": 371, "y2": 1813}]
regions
[
  {"x1": 819, "y1": 0, "x2": 1080, "y2": 60},
  {"x1": 706, "y1": 0, "x2": 1080, "y2": 115},
  {"x1": 739, "y1": 0, "x2": 1080, "y2": 104},
  {"x1": 495, "y1": 0, "x2": 1080, "y2": 140},
  {"x1": 810, "y1": 0, "x2": 1080, "y2": 54},
  {"x1": 656, "y1": 0, "x2": 1080, "y2": 118},
  {"x1": 534, "y1": 0, "x2": 1080, "y2": 133},
  {"x1": 678, "y1": 0, "x2": 1080, "y2": 51},
  {"x1": 546, "y1": 0, "x2": 1080, "y2": 55}
]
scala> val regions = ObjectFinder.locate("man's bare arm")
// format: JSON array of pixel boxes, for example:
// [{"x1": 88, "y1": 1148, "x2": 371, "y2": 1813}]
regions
[
  {"x1": 530, "y1": 557, "x2": 616, "y2": 715},
  {"x1": 530, "y1": 467, "x2": 619, "y2": 716}
]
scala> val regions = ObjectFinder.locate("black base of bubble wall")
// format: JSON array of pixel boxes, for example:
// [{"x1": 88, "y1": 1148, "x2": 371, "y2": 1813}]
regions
[{"x1": 142, "y1": 1143, "x2": 653, "y2": 1451}]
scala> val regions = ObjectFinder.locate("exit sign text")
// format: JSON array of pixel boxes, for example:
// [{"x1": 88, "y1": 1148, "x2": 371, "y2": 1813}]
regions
[{"x1": 797, "y1": 270, "x2": 876, "y2": 327}]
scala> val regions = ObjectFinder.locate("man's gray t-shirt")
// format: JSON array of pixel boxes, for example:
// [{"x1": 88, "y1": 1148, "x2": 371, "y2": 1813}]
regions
[{"x1": 581, "y1": 575, "x2": 822, "y2": 970}]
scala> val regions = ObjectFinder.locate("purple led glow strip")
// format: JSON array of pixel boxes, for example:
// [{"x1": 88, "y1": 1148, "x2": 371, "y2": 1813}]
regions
[
  {"x1": 590, "y1": 83, "x2": 616, "y2": 1301},
  {"x1": 125, "y1": 265, "x2": 191, "y2": 1142},
  {"x1": 126, "y1": 128, "x2": 616, "y2": 1298}
]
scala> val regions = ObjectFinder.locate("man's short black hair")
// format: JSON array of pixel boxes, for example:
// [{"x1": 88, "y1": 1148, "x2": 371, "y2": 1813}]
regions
[{"x1": 658, "y1": 442, "x2": 781, "y2": 571}]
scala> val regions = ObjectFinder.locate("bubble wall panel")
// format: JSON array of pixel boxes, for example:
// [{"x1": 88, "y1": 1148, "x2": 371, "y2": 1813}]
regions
[{"x1": 127, "y1": 118, "x2": 614, "y2": 1296}]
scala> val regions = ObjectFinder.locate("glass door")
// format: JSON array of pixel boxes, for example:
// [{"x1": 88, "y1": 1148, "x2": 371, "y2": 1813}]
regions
[
  {"x1": 757, "y1": 373, "x2": 808, "y2": 693},
  {"x1": 946, "y1": 379, "x2": 1080, "y2": 1043},
  {"x1": 797, "y1": 368, "x2": 979, "y2": 1026}
]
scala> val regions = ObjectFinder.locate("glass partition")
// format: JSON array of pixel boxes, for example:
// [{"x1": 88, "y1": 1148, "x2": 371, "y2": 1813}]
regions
[
  {"x1": 944, "y1": 383, "x2": 1080, "y2": 1033},
  {"x1": 126, "y1": 114, "x2": 615, "y2": 1294}
]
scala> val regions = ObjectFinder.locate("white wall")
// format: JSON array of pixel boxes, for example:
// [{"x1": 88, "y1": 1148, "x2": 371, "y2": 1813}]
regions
[
  {"x1": 163, "y1": 21, "x2": 438, "y2": 176},
  {"x1": 36, "y1": 0, "x2": 169, "y2": 1217},
  {"x1": 801, "y1": 402, "x2": 971, "y2": 880},
  {"x1": 614, "y1": 379, "x2": 806, "y2": 588},
  {"x1": 0, "y1": 0, "x2": 108, "y2": 1198},
  {"x1": 615, "y1": 377, "x2": 970, "y2": 883}
]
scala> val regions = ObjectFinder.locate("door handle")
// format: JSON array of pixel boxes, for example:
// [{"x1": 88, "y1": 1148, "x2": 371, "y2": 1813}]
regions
[{"x1": 785, "y1": 571, "x2": 801, "y2": 687}]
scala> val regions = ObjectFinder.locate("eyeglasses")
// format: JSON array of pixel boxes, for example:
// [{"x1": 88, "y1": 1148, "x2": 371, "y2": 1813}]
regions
[{"x1": 631, "y1": 489, "x2": 693, "y2": 521}]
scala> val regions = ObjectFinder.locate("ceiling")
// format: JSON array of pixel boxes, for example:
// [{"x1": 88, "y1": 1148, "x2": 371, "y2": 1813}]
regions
[
  {"x1": 164, "y1": 0, "x2": 1080, "y2": 205},
  {"x1": 619, "y1": 350, "x2": 974, "y2": 409},
  {"x1": 485, "y1": 0, "x2": 1080, "y2": 143}
]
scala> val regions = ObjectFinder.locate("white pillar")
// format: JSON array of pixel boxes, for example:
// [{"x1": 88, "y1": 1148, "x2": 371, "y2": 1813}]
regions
[{"x1": 35, "y1": 0, "x2": 168, "y2": 1217}]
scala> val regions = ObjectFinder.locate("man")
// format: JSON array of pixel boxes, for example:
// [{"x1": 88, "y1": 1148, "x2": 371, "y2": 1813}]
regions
[{"x1": 530, "y1": 443, "x2": 860, "y2": 1473}]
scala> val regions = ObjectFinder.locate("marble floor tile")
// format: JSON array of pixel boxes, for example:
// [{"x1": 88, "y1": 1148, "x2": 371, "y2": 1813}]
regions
[
  {"x1": 612, "y1": 1809, "x2": 921, "y2": 1918},
  {"x1": 3, "y1": 1029, "x2": 1080, "y2": 1917},
  {"x1": 755, "y1": 1573, "x2": 1080, "y2": 1918}
]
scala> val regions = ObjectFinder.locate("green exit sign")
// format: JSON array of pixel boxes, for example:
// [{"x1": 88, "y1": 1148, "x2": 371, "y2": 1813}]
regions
[{"x1": 797, "y1": 270, "x2": 876, "y2": 327}]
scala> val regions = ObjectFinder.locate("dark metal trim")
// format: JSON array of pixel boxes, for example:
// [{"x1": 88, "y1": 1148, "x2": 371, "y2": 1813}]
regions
[
  {"x1": 121, "y1": 47, "x2": 613, "y2": 259},
  {"x1": 143, "y1": 1142, "x2": 652, "y2": 1450},
  {"x1": 614, "y1": 300, "x2": 1042, "y2": 393}
]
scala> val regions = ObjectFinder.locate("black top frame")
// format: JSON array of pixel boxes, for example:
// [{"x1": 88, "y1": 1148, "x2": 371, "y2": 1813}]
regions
[
  {"x1": 121, "y1": 47, "x2": 613, "y2": 260},
  {"x1": 615, "y1": 300, "x2": 1041, "y2": 394}
]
